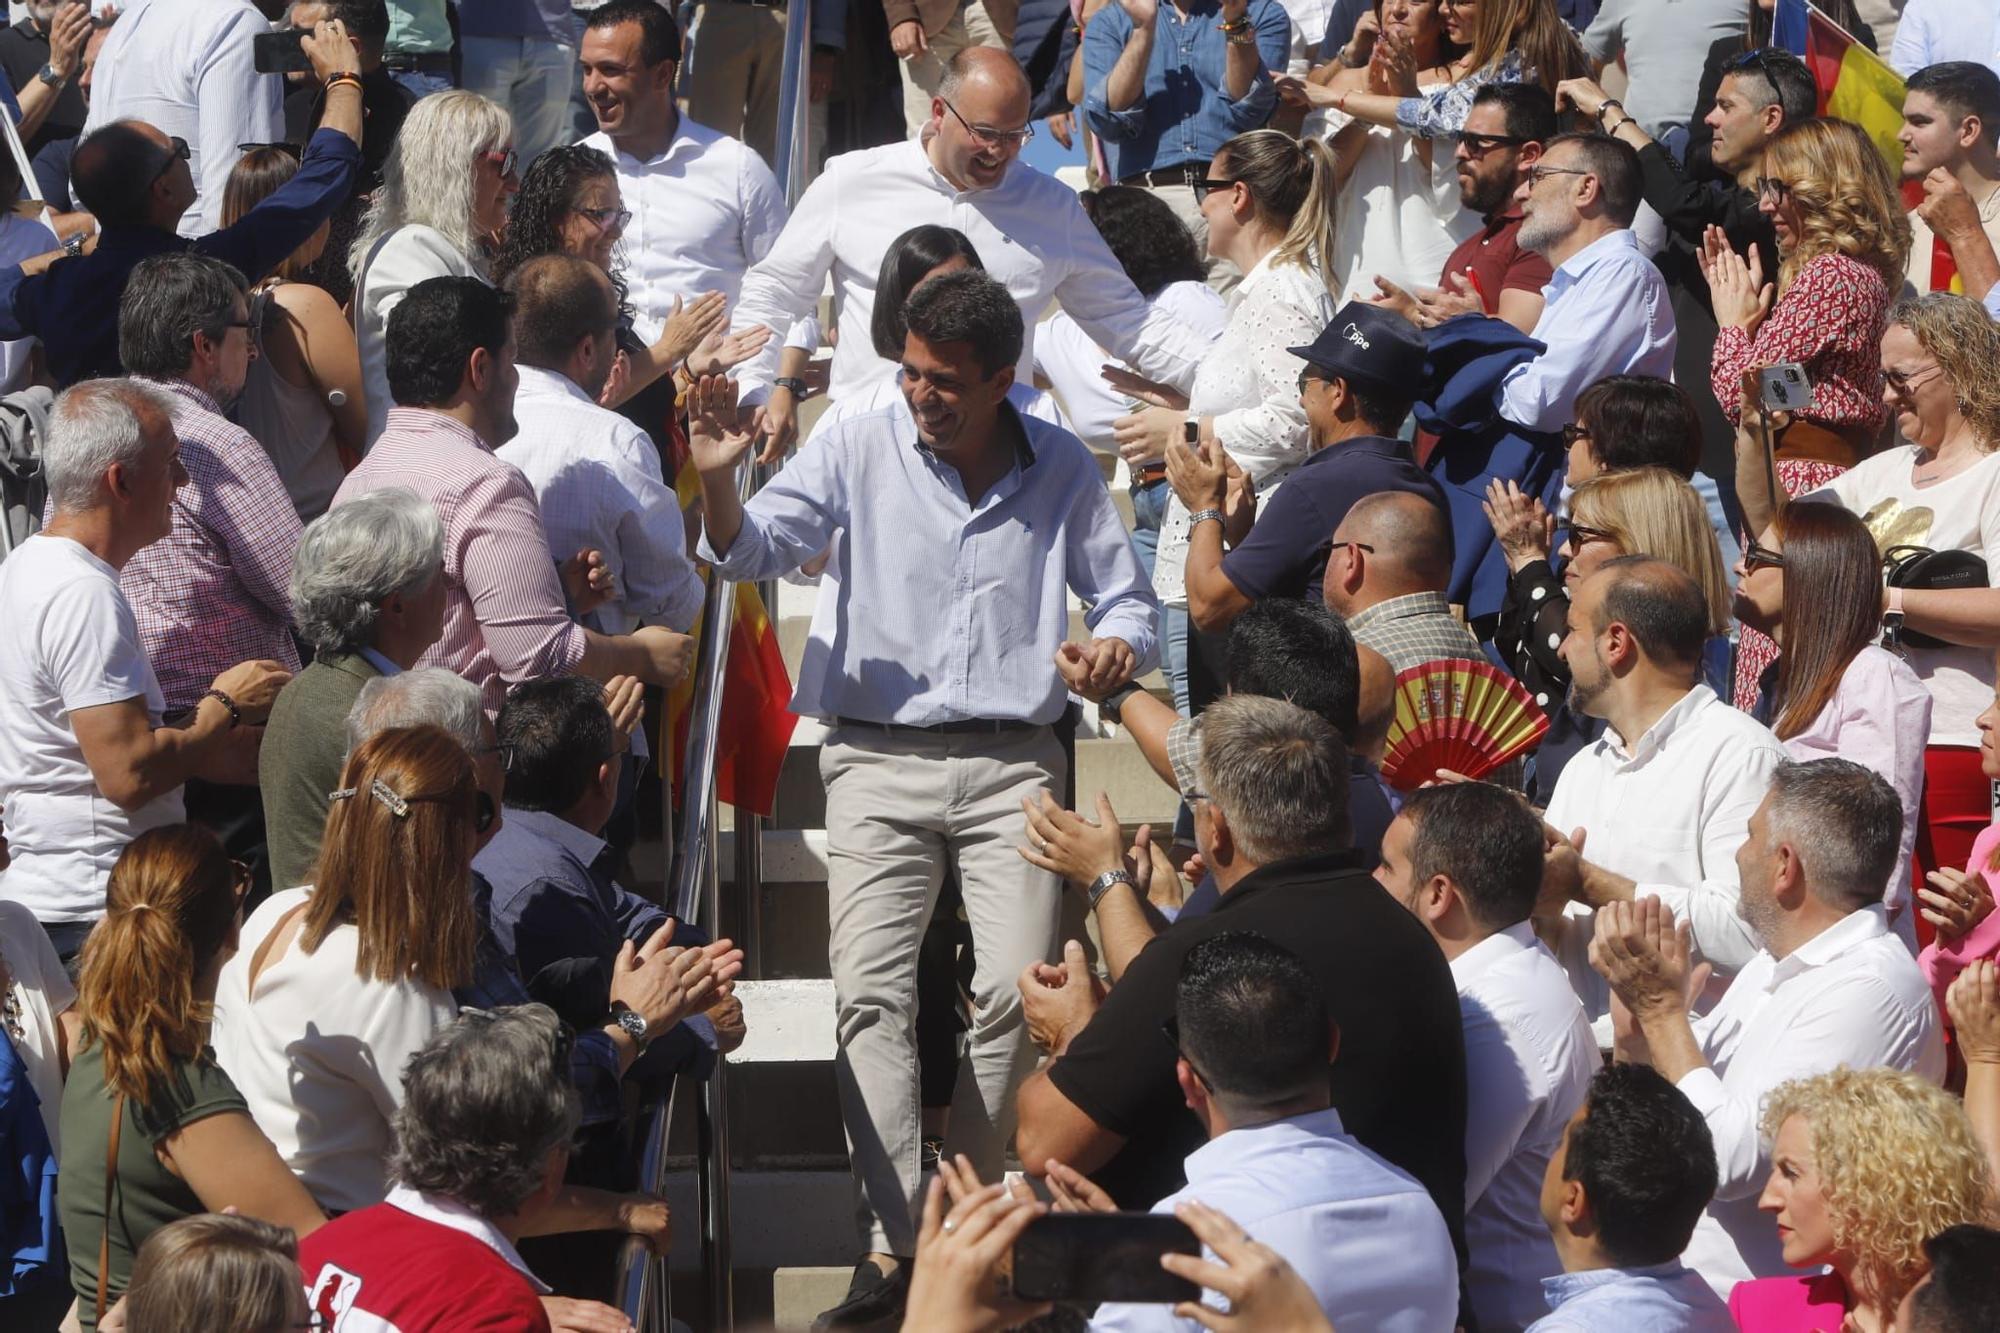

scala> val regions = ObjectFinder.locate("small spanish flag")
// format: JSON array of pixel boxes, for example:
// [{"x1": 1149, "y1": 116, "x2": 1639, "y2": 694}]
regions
[{"x1": 1772, "y1": 0, "x2": 1906, "y2": 172}]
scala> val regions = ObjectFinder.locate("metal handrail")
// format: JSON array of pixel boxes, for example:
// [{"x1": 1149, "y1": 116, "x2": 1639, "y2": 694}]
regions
[{"x1": 614, "y1": 1, "x2": 816, "y2": 1324}]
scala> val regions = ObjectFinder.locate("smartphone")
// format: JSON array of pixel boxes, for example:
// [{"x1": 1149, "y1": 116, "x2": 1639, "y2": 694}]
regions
[
  {"x1": 252, "y1": 28, "x2": 314, "y2": 76},
  {"x1": 1757, "y1": 362, "x2": 1815, "y2": 413},
  {"x1": 1011, "y1": 1213, "x2": 1201, "y2": 1305}
]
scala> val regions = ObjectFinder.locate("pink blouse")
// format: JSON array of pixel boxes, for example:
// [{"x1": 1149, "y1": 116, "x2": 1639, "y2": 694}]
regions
[
  {"x1": 1712, "y1": 253, "x2": 1892, "y2": 431},
  {"x1": 1728, "y1": 1271, "x2": 1850, "y2": 1331},
  {"x1": 1919, "y1": 821, "x2": 2000, "y2": 1016}
]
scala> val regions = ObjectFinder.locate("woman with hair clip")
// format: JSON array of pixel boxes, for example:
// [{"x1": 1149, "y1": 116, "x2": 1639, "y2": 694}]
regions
[
  {"x1": 350, "y1": 90, "x2": 518, "y2": 446},
  {"x1": 210, "y1": 725, "x2": 479, "y2": 1216},
  {"x1": 57, "y1": 825, "x2": 324, "y2": 1332},
  {"x1": 489, "y1": 144, "x2": 770, "y2": 410},
  {"x1": 1731, "y1": 502, "x2": 1933, "y2": 946},
  {"x1": 1103, "y1": 129, "x2": 1340, "y2": 704}
]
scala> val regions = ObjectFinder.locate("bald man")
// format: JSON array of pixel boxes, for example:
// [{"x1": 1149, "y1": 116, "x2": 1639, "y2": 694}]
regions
[
  {"x1": 1320, "y1": 490, "x2": 1477, "y2": 675},
  {"x1": 729, "y1": 46, "x2": 1216, "y2": 452}
]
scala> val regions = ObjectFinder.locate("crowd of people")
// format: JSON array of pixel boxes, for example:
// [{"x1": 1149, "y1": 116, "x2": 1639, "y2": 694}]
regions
[{"x1": 3, "y1": 0, "x2": 2000, "y2": 1330}]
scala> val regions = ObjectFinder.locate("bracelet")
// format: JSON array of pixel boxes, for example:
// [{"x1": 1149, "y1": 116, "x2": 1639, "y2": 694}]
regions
[
  {"x1": 202, "y1": 689, "x2": 242, "y2": 729},
  {"x1": 1217, "y1": 14, "x2": 1251, "y2": 34},
  {"x1": 324, "y1": 72, "x2": 363, "y2": 92},
  {"x1": 1189, "y1": 508, "x2": 1226, "y2": 528},
  {"x1": 1087, "y1": 868, "x2": 1137, "y2": 909},
  {"x1": 1603, "y1": 112, "x2": 1633, "y2": 136},
  {"x1": 773, "y1": 376, "x2": 809, "y2": 399},
  {"x1": 1225, "y1": 31, "x2": 1257, "y2": 44}
]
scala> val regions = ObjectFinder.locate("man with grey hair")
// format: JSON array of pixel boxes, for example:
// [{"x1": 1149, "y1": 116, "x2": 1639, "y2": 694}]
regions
[
  {"x1": 1590, "y1": 758, "x2": 1946, "y2": 1297},
  {"x1": 299, "y1": 1004, "x2": 674, "y2": 1329},
  {"x1": 0, "y1": 379, "x2": 289, "y2": 958},
  {"x1": 260, "y1": 488, "x2": 448, "y2": 892},
  {"x1": 1013, "y1": 694, "x2": 1472, "y2": 1302}
]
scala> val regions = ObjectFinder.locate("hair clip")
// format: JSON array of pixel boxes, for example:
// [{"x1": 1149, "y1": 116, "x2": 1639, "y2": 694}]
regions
[
  {"x1": 328, "y1": 786, "x2": 356, "y2": 802},
  {"x1": 369, "y1": 778, "x2": 411, "y2": 818}
]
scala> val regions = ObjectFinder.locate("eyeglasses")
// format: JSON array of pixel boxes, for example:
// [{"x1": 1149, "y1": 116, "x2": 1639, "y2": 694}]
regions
[
  {"x1": 482, "y1": 146, "x2": 519, "y2": 178},
  {"x1": 1883, "y1": 363, "x2": 1944, "y2": 395},
  {"x1": 1158, "y1": 1016, "x2": 1216, "y2": 1092},
  {"x1": 575, "y1": 205, "x2": 633, "y2": 233},
  {"x1": 1525, "y1": 164, "x2": 1590, "y2": 187},
  {"x1": 939, "y1": 98, "x2": 1034, "y2": 149},
  {"x1": 1337, "y1": 539, "x2": 1376, "y2": 556},
  {"x1": 1754, "y1": 175, "x2": 1792, "y2": 202},
  {"x1": 229, "y1": 858, "x2": 253, "y2": 903},
  {"x1": 474, "y1": 742, "x2": 516, "y2": 774},
  {"x1": 1560, "y1": 423, "x2": 1593, "y2": 447},
  {"x1": 1455, "y1": 131, "x2": 1530, "y2": 156},
  {"x1": 1193, "y1": 177, "x2": 1240, "y2": 202},
  {"x1": 153, "y1": 134, "x2": 190, "y2": 181},
  {"x1": 1742, "y1": 540, "x2": 1785, "y2": 572},
  {"x1": 1296, "y1": 368, "x2": 1334, "y2": 394},
  {"x1": 1566, "y1": 521, "x2": 1619, "y2": 551}
]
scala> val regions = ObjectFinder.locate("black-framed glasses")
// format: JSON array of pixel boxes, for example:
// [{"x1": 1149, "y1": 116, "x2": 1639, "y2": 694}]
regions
[
  {"x1": 1754, "y1": 175, "x2": 1792, "y2": 202},
  {"x1": 1525, "y1": 164, "x2": 1590, "y2": 187},
  {"x1": 1560, "y1": 423, "x2": 1593, "y2": 447},
  {"x1": 1193, "y1": 176, "x2": 1239, "y2": 201},
  {"x1": 1883, "y1": 363, "x2": 1944, "y2": 395},
  {"x1": 482, "y1": 146, "x2": 519, "y2": 177},
  {"x1": 1567, "y1": 521, "x2": 1618, "y2": 551},
  {"x1": 1455, "y1": 131, "x2": 1529, "y2": 156},
  {"x1": 1159, "y1": 1016, "x2": 1215, "y2": 1092},
  {"x1": 473, "y1": 742, "x2": 516, "y2": 774},
  {"x1": 1337, "y1": 539, "x2": 1376, "y2": 556},
  {"x1": 575, "y1": 205, "x2": 633, "y2": 232},
  {"x1": 939, "y1": 98, "x2": 1034, "y2": 149},
  {"x1": 1296, "y1": 368, "x2": 1333, "y2": 394},
  {"x1": 1742, "y1": 540, "x2": 1785, "y2": 572},
  {"x1": 153, "y1": 134, "x2": 190, "y2": 181}
]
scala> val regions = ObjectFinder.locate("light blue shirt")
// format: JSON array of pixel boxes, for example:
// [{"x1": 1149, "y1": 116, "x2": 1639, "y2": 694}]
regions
[
  {"x1": 1088, "y1": 1109, "x2": 1459, "y2": 1333},
  {"x1": 1498, "y1": 228, "x2": 1678, "y2": 434},
  {"x1": 1529, "y1": 1261, "x2": 1736, "y2": 1332},
  {"x1": 356, "y1": 647, "x2": 402, "y2": 678},
  {"x1": 1890, "y1": 0, "x2": 2000, "y2": 79},
  {"x1": 698, "y1": 398, "x2": 1159, "y2": 726}
]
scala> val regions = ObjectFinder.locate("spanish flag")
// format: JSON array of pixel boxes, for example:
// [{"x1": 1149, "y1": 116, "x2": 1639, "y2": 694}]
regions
[
  {"x1": 659, "y1": 415, "x2": 799, "y2": 819},
  {"x1": 1772, "y1": 0, "x2": 1906, "y2": 172}
]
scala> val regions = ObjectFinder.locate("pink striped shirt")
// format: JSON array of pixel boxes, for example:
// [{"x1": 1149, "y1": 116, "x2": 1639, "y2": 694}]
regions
[{"x1": 331, "y1": 407, "x2": 587, "y2": 712}]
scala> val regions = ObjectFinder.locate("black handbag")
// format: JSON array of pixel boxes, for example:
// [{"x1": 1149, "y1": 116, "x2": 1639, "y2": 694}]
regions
[{"x1": 1882, "y1": 544, "x2": 1988, "y2": 650}]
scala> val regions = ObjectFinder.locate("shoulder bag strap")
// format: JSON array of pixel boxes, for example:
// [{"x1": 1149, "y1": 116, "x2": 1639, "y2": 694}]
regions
[{"x1": 96, "y1": 1092, "x2": 124, "y2": 1326}]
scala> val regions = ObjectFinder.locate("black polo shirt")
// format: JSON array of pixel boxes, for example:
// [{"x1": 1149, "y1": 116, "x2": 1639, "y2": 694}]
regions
[
  {"x1": 1045, "y1": 850, "x2": 1469, "y2": 1270},
  {"x1": 0, "y1": 16, "x2": 86, "y2": 156},
  {"x1": 1220, "y1": 434, "x2": 1446, "y2": 604}
]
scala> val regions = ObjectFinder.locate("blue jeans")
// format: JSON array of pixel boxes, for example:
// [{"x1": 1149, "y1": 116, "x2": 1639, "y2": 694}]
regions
[
  {"x1": 1128, "y1": 478, "x2": 1189, "y2": 713},
  {"x1": 390, "y1": 68, "x2": 455, "y2": 100}
]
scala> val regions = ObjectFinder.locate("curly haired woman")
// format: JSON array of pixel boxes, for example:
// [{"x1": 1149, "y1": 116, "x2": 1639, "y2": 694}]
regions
[
  {"x1": 1729, "y1": 1067, "x2": 1996, "y2": 1331},
  {"x1": 1699, "y1": 116, "x2": 1913, "y2": 713}
]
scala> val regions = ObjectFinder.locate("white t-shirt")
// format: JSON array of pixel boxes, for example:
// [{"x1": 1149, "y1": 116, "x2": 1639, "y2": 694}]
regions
[
  {"x1": 0, "y1": 899, "x2": 75, "y2": 1153},
  {"x1": 1823, "y1": 445, "x2": 2000, "y2": 746},
  {"x1": 0, "y1": 535, "x2": 182, "y2": 923}
]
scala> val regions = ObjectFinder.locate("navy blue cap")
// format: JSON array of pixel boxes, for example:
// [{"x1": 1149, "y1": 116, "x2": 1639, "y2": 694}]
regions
[{"x1": 1287, "y1": 301, "x2": 1428, "y2": 394}]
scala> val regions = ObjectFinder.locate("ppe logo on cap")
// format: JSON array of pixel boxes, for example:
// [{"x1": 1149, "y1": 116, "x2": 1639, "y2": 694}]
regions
[{"x1": 1343, "y1": 322, "x2": 1371, "y2": 349}]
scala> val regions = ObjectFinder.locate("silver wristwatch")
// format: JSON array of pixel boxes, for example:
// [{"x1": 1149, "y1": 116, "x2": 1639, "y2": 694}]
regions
[
  {"x1": 610, "y1": 1001, "x2": 650, "y2": 1046},
  {"x1": 1188, "y1": 508, "x2": 1226, "y2": 528},
  {"x1": 1088, "y1": 868, "x2": 1136, "y2": 909}
]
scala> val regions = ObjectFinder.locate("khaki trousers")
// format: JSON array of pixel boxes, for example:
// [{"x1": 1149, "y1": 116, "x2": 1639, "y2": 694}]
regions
[
  {"x1": 820, "y1": 722, "x2": 1067, "y2": 1256},
  {"x1": 897, "y1": 0, "x2": 1010, "y2": 140}
]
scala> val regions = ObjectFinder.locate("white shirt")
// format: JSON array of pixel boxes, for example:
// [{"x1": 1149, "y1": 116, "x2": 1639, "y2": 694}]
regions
[
  {"x1": 1453, "y1": 924, "x2": 1599, "y2": 1333},
  {"x1": 0, "y1": 535, "x2": 183, "y2": 924},
  {"x1": 212, "y1": 887, "x2": 459, "y2": 1213},
  {"x1": 729, "y1": 137, "x2": 1215, "y2": 404},
  {"x1": 1036, "y1": 281, "x2": 1230, "y2": 456},
  {"x1": 354, "y1": 225, "x2": 486, "y2": 445},
  {"x1": 1890, "y1": 0, "x2": 2000, "y2": 78},
  {"x1": 581, "y1": 118, "x2": 788, "y2": 345},
  {"x1": 1322, "y1": 107, "x2": 1479, "y2": 301},
  {"x1": 1821, "y1": 446, "x2": 2000, "y2": 746},
  {"x1": 1678, "y1": 904, "x2": 1947, "y2": 1297},
  {"x1": 1782, "y1": 644, "x2": 1932, "y2": 917},
  {"x1": 497, "y1": 365, "x2": 705, "y2": 635},
  {"x1": 1498, "y1": 229, "x2": 1678, "y2": 433},
  {"x1": 1088, "y1": 1109, "x2": 1460, "y2": 1333},
  {"x1": 1154, "y1": 253, "x2": 1335, "y2": 607},
  {"x1": 0, "y1": 899, "x2": 74, "y2": 1153},
  {"x1": 81, "y1": 0, "x2": 285, "y2": 237},
  {"x1": 1544, "y1": 685, "x2": 1789, "y2": 1019}
]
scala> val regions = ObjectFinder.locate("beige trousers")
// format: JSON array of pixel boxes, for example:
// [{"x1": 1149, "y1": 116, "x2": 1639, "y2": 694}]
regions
[
  {"x1": 820, "y1": 721, "x2": 1067, "y2": 1256},
  {"x1": 681, "y1": 2, "x2": 828, "y2": 170},
  {"x1": 897, "y1": 0, "x2": 1010, "y2": 140}
]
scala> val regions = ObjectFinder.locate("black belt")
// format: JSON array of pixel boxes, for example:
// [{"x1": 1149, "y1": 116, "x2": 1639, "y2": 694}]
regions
[
  {"x1": 1121, "y1": 164, "x2": 1207, "y2": 189},
  {"x1": 835, "y1": 715, "x2": 1042, "y2": 736},
  {"x1": 383, "y1": 52, "x2": 452, "y2": 73}
]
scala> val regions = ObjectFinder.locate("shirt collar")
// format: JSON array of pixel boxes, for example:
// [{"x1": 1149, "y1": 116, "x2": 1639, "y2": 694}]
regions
[
  {"x1": 904, "y1": 396, "x2": 1038, "y2": 472},
  {"x1": 384, "y1": 1185, "x2": 552, "y2": 1293},
  {"x1": 356, "y1": 646, "x2": 402, "y2": 678},
  {"x1": 1214, "y1": 848, "x2": 1370, "y2": 906},
  {"x1": 146, "y1": 375, "x2": 222, "y2": 416},
  {"x1": 1482, "y1": 207, "x2": 1525, "y2": 232},
  {"x1": 382, "y1": 406, "x2": 493, "y2": 453},
  {"x1": 1769, "y1": 904, "x2": 1889, "y2": 988},
  {"x1": 1605, "y1": 684, "x2": 1714, "y2": 763},
  {"x1": 1449, "y1": 920, "x2": 1537, "y2": 988},
  {"x1": 516, "y1": 363, "x2": 594, "y2": 405},
  {"x1": 1303, "y1": 434, "x2": 1407, "y2": 468},
  {"x1": 1345, "y1": 590, "x2": 1452, "y2": 634},
  {"x1": 504, "y1": 805, "x2": 612, "y2": 872},
  {"x1": 1541, "y1": 1260, "x2": 1693, "y2": 1306},
  {"x1": 1181, "y1": 1107, "x2": 1348, "y2": 1183},
  {"x1": 1552, "y1": 228, "x2": 1639, "y2": 284},
  {"x1": 598, "y1": 115, "x2": 708, "y2": 168}
]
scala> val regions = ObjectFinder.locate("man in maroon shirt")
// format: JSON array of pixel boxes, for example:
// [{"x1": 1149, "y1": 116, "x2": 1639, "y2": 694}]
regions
[{"x1": 1370, "y1": 83, "x2": 1557, "y2": 335}]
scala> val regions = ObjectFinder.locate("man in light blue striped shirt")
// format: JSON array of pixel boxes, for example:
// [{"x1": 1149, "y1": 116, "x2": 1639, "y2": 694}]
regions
[{"x1": 693, "y1": 268, "x2": 1158, "y2": 1325}]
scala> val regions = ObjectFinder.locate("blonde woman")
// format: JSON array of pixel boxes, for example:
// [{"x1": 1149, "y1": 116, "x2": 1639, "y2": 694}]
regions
[
  {"x1": 349, "y1": 91, "x2": 517, "y2": 445},
  {"x1": 122, "y1": 1215, "x2": 310, "y2": 1333},
  {"x1": 1730, "y1": 1068, "x2": 1996, "y2": 1330}
]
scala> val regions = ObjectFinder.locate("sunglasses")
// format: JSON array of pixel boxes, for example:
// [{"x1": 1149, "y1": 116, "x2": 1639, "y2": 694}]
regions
[
  {"x1": 152, "y1": 134, "x2": 190, "y2": 181},
  {"x1": 1455, "y1": 131, "x2": 1529, "y2": 156},
  {"x1": 1297, "y1": 368, "x2": 1334, "y2": 394},
  {"x1": 575, "y1": 205, "x2": 633, "y2": 233},
  {"x1": 1883, "y1": 363, "x2": 1943, "y2": 395},
  {"x1": 1566, "y1": 521, "x2": 1619, "y2": 551},
  {"x1": 1560, "y1": 423, "x2": 1593, "y2": 447},
  {"x1": 1742, "y1": 540, "x2": 1785, "y2": 572},
  {"x1": 482, "y1": 146, "x2": 519, "y2": 178},
  {"x1": 1194, "y1": 177, "x2": 1240, "y2": 202}
]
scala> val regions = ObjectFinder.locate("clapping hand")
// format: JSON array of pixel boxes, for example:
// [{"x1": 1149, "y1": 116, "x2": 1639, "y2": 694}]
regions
[
  {"x1": 1044, "y1": 1160, "x2": 1119, "y2": 1213},
  {"x1": 1166, "y1": 432, "x2": 1228, "y2": 512},
  {"x1": 686, "y1": 324, "x2": 774, "y2": 377},
  {"x1": 685, "y1": 375, "x2": 758, "y2": 474},
  {"x1": 1020, "y1": 789, "x2": 1150, "y2": 897},
  {"x1": 1697, "y1": 225, "x2": 1772, "y2": 335},
  {"x1": 562, "y1": 548, "x2": 615, "y2": 615},
  {"x1": 1588, "y1": 896, "x2": 1709, "y2": 1022},
  {"x1": 655, "y1": 291, "x2": 729, "y2": 366},
  {"x1": 1918, "y1": 867, "x2": 1994, "y2": 941},
  {"x1": 1018, "y1": 939, "x2": 1105, "y2": 1054},
  {"x1": 1947, "y1": 960, "x2": 2000, "y2": 1064},
  {"x1": 1483, "y1": 478, "x2": 1555, "y2": 573}
]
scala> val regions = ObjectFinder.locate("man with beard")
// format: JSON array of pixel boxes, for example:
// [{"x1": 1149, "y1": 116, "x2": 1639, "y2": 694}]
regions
[
  {"x1": 690, "y1": 268, "x2": 1158, "y2": 1328},
  {"x1": 1534, "y1": 557, "x2": 1785, "y2": 1028},
  {"x1": 1588, "y1": 758, "x2": 1944, "y2": 1297}
]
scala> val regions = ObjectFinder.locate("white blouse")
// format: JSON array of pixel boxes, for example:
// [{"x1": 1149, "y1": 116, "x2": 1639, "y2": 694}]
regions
[
  {"x1": 353, "y1": 225, "x2": 487, "y2": 447},
  {"x1": 211, "y1": 887, "x2": 458, "y2": 1214},
  {"x1": 1154, "y1": 253, "x2": 1335, "y2": 606},
  {"x1": 1320, "y1": 106, "x2": 1478, "y2": 303}
]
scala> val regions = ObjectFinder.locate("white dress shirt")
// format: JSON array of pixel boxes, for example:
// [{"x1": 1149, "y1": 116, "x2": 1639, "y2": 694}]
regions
[
  {"x1": 728, "y1": 137, "x2": 1214, "y2": 404},
  {"x1": 1453, "y1": 923, "x2": 1600, "y2": 1333},
  {"x1": 1677, "y1": 904, "x2": 1947, "y2": 1296},
  {"x1": 1087, "y1": 1108, "x2": 1460, "y2": 1333},
  {"x1": 581, "y1": 118, "x2": 788, "y2": 345},
  {"x1": 1036, "y1": 280, "x2": 1230, "y2": 455},
  {"x1": 82, "y1": 0, "x2": 285, "y2": 237},
  {"x1": 698, "y1": 396, "x2": 1159, "y2": 725},
  {"x1": 1544, "y1": 685, "x2": 1789, "y2": 1020},
  {"x1": 1498, "y1": 228, "x2": 1677, "y2": 433},
  {"x1": 496, "y1": 365, "x2": 705, "y2": 636},
  {"x1": 1890, "y1": 0, "x2": 2000, "y2": 78}
]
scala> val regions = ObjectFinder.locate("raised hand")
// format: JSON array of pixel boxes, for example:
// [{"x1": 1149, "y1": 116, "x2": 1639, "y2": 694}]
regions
[
  {"x1": 654, "y1": 291, "x2": 729, "y2": 367},
  {"x1": 1100, "y1": 363, "x2": 1189, "y2": 410},
  {"x1": 1553, "y1": 76, "x2": 1611, "y2": 119},
  {"x1": 1483, "y1": 477, "x2": 1555, "y2": 573},
  {"x1": 1589, "y1": 896, "x2": 1701, "y2": 1021},
  {"x1": 1160, "y1": 1201, "x2": 1335, "y2": 1333},
  {"x1": 686, "y1": 374, "x2": 758, "y2": 475},
  {"x1": 902, "y1": 1176, "x2": 1051, "y2": 1333},
  {"x1": 47, "y1": 2, "x2": 91, "y2": 80},
  {"x1": 299, "y1": 17, "x2": 361, "y2": 82},
  {"x1": 686, "y1": 323, "x2": 774, "y2": 377}
]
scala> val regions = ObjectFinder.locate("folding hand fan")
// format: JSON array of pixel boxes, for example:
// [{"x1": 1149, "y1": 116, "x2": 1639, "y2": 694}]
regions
[{"x1": 1379, "y1": 657, "x2": 1549, "y2": 791}]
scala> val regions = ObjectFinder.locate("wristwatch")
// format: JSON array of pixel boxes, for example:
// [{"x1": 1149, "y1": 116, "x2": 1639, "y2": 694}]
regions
[
  {"x1": 609, "y1": 1000, "x2": 650, "y2": 1047},
  {"x1": 773, "y1": 375, "x2": 810, "y2": 399},
  {"x1": 37, "y1": 62, "x2": 64, "y2": 87},
  {"x1": 1087, "y1": 868, "x2": 1136, "y2": 909},
  {"x1": 1099, "y1": 681, "x2": 1143, "y2": 724}
]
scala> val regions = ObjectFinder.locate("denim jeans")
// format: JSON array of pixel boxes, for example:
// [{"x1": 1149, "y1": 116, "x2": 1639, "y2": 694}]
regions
[
  {"x1": 389, "y1": 68, "x2": 454, "y2": 100},
  {"x1": 1128, "y1": 478, "x2": 1190, "y2": 713}
]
